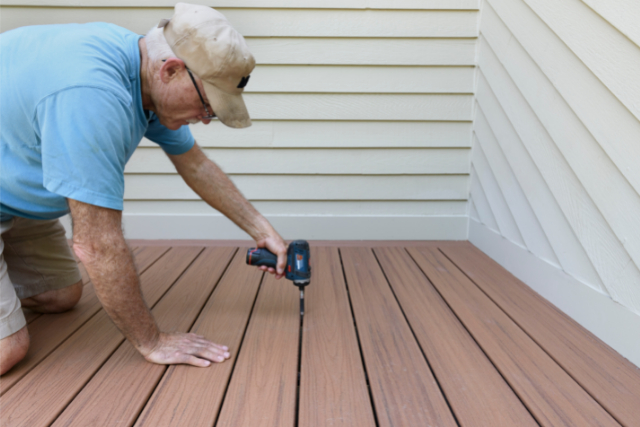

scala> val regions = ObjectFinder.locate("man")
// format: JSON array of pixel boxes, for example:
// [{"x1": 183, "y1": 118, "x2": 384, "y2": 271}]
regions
[{"x1": 0, "y1": 3, "x2": 287, "y2": 375}]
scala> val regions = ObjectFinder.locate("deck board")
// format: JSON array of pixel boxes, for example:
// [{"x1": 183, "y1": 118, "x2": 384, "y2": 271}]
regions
[
  {"x1": 408, "y1": 247, "x2": 620, "y2": 427},
  {"x1": 0, "y1": 246, "x2": 169, "y2": 396},
  {"x1": 441, "y1": 244, "x2": 640, "y2": 427},
  {"x1": 135, "y1": 249, "x2": 263, "y2": 427},
  {"x1": 299, "y1": 247, "x2": 376, "y2": 427},
  {"x1": 374, "y1": 247, "x2": 538, "y2": 426},
  {"x1": 51, "y1": 247, "x2": 235, "y2": 427},
  {"x1": 1, "y1": 241, "x2": 636, "y2": 427},
  {"x1": 340, "y1": 247, "x2": 457, "y2": 427},
  {"x1": 215, "y1": 270, "x2": 300, "y2": 427},
  {"x1": 0, "y1": 247, "x2": 202, "y2": 427}
]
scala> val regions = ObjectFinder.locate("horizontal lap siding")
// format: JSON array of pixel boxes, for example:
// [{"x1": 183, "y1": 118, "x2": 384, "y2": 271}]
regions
[
  {"x1": 1, "y1": 2, "x2": 478, "y2": 239},
  {"x1": 470, "y1": 0, "x2": 640, "y2": 314}
]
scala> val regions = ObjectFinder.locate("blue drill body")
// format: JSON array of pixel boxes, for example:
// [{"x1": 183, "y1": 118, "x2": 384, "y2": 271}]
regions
[{"x1": 246, "y1": 240, "x2": 311, "y2": 315}]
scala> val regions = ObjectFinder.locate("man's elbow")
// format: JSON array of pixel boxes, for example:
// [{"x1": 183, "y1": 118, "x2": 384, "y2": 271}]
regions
[{"x1": 72, "y1": 228, "x2": 127, "y2": 267}]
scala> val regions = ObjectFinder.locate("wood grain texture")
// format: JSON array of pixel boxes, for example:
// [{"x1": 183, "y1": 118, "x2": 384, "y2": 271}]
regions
[
  {"x1": 469, "y1": 168, "x2": 499, "y2": 231},
  {"x1": 473, "y1": 107, "x2": 561, "y2": 268},
  {"x1": 246, "y1": 38, "x2": 476, "y2": 66},
  {"x1": 125, "y1": 147, "x2": 470, "y2": 175},
  {"x1": 479, "y1": 21, "x2": 640, "y2": 310},
  {"x1": 214, "y1": 271, "x2": 300, "y2": 427},
  {"x1": 51, "y1": 247, "x2": 235, "y2": 427},
  {"x1": 374, "y1": 247, "x2": 538, "y2": 426},
  {"x1": 247, "y1": 65, "x2": 475, "y2": 94},
  {"x1": 339, "y1": 247, "x2": 457, "y2": 427},
  {"x1": 0, "y1": 247, "x2": 202, "y2": 427},
  {"x1": 468, "y1": 219, "x2": 640, "y2": 368},
  {"x1": 523, "y1": 0, "x2": 640, "y2": 121},
  {"x1": 442, "y1": 244, "x2": 640, "y2": 427},
  {"x1": 243, "y1": 94, "x2": 472, "y2": 121},
  {"x1": 471, "y1": 140, "x2": 525, "y2": 246},
  {"x1": 139, "y1": 121, "x2": 473, "y2": 148},
  {"x1": 581, "y1": 0, "x2": 640, "y2": 47},
  {"x1": 0, "y1": 8, "x2": 478, "y2": 38},
  {"x1": 299, "y1": 247, "x2": 375, "y2": 427},
  {"x1": 0, "y1": 246, "x2": 169, "y2": 396},
  {"x1": 483, "y1": 0, "x2": 640, "y2": 302},
  {"x1": 120, "y1": 215, "x2": 468, "y2": 241},
  {"x1": 475, "y1": 72, "x2": 605, "y2": 291},
  {"x1": 485, "y1": 0, "x2": 640, "y2": 197},
  {"x1": 408, "y1": 247, "x2": 620, "y2": 427},
  {"x1": 134, "y1": 250, "x2": 263, "y2": 427},
  {"x1": 1, "y1": 1, "x2": 481, "y2": 10},
  {"x1": 124, "y1": 175, "x2": 469, "y2": 201},
  {"x1": 124, "y1": 200, "x2": 469, "y2": 216}
]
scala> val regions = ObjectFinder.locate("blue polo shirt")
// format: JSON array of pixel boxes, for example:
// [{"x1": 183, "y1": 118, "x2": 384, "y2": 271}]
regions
[{"x1": 0, "y1": 23, "x2": 195, "y2": 222}]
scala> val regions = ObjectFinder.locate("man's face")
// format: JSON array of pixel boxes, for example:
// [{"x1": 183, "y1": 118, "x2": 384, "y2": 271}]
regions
[{"x1": 153, "y1": 59, "x2": 215, "y2": 130}]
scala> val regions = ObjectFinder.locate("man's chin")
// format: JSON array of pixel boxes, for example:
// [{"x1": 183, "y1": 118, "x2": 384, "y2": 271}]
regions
[{"x1": 160, "y1": 119, "x2": 182, "y2": 131}]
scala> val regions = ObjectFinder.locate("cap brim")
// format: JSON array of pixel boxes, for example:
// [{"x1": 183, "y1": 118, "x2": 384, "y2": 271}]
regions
[{"x1": 202, "y1": 81, "x2": 251, "y2": 129}]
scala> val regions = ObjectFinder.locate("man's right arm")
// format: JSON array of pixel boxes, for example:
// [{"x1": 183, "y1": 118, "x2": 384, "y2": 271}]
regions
[{"x1": 68, "y1": 198, "x2": 230, "y2": 366}]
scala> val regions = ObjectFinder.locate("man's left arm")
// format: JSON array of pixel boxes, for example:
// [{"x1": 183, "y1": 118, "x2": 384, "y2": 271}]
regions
[{"x1": 168, "y1": 142, "x2": 287, "y2": 277}]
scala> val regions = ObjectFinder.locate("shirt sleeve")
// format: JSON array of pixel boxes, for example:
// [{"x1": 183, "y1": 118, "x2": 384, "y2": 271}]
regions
[
  {"x1": 37, "y1": 87, "x2": 132, "y2": 211},
  {"x1": 144, "y1": 112, "x2": 195, "y2": 155}
]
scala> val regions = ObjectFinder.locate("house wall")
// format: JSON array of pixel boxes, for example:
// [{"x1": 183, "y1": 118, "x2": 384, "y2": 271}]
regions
[
  {"x1": 1, "y1": 0, "x2": 480, "y2": 240},
  {"x1": 470, "y1": 0, "x2": 640, "y2": 365}
]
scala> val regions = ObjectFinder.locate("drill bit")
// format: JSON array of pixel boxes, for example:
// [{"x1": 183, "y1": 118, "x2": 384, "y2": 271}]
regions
[{"x1": 299, "y1": 287, "x2": 305, "y2": 316}]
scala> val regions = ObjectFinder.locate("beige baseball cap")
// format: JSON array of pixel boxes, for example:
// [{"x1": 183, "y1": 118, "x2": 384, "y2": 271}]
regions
[{"x1": 159, "y1": 3, "x2": 255, "y2": 128}]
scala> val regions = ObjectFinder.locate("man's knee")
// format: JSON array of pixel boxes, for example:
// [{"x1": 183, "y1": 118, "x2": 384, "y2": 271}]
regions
[
  {"x1": 21, "y1": 280, "x2": 83, "y2": 313},
  {"x1": 53, "y1": 280, "x2": 83, "y2": 311},
  {"x1": 0, "y1": 326, "x2": 30, "y2": 375}
]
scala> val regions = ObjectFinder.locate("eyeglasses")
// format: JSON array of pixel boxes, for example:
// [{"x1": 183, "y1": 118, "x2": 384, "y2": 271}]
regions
[{"x1": 186, "y1": 69, "x2": 216, "y2": 120}]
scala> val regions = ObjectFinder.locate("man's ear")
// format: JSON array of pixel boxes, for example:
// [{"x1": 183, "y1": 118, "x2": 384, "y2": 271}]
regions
[{"x1": 159, "y1": 58, "x2": 186, "y2": 83}]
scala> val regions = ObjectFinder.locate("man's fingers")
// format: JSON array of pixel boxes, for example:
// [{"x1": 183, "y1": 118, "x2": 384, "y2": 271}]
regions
[
  {"x1": 184, "y1": 355, "x2": 211, "y2": 367},
  {"x1": 195, "y1": 347, "x2": 230, "y2": 363},
  {"x1": 144, "y1": 332, "x2": 232, "y2": 367}
]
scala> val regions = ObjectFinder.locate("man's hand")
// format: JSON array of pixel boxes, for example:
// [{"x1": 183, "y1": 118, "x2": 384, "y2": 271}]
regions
[
  {"x1": 255, "y1": 234, "x2": 288, "y2": 279},
  {"x1": 68, "y1": 199, "x2": 229, "y2": 368},
  {"x1": 141, "y1": 332, "x2": 230, "y2": 367}
]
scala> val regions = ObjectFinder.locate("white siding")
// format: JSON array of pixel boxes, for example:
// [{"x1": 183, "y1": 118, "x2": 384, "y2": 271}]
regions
[
  {"x1": 1, "y1": 2, "x2": 477, "y2": 240},
  {"x1": 3, "y1": 0, "x2": 639, "y2": 365},
  {"x1": 470, "y1": 0, "x2": 640, "y2": 318}
]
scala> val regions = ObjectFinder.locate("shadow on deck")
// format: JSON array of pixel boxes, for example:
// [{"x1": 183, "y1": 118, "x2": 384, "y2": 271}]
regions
[{"x1": 2, "y1": 241, "x2": 639, "y2": 426}]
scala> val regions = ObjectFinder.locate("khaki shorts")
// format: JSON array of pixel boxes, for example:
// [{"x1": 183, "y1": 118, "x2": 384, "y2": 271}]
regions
[{"x1": 0, "y1": 217, "x2": 81, "y2": 339}]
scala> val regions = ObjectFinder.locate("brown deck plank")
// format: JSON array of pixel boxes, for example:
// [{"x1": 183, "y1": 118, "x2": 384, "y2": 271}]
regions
[
  {"x1": 339, "y1": 247, "x2": 457, "y2": 427},
  {"x1": 408, "y1": 247, "x2": 620, "y2": 427},
  {"x1": 374, "y1": 247, "x2": 538, "y2": 426},
  {"x1": 442, "y1": 244, "x2": 640, "y2": 427},
  {"x1": 51, "y1": 247, "x2": 236, "y2": 427},
  {"x1": 215, "y1": 270, "x2": 300, "y2": 427},
  {"x1": 298, "y1": 247, "x2": 376, "y2": 427},
  {"x1": 135, "y1": 249, "x2": 264, "y2": 427},
  {"x1": 0, "y1": 246, "x2": 169, "y2": 396},
  {"x1": 0, "y1": 247, "x2": 202, "y2": 427}
]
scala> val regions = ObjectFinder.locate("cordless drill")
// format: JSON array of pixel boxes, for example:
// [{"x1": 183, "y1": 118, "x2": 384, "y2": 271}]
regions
[{"x1": 246, "y1": 240, "x2": 311, "y2": 316}]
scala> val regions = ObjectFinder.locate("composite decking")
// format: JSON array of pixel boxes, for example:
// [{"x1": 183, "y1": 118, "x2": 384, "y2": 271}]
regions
[{"x1": 1, "y1": 241, "x2": 639, "y2": 427}]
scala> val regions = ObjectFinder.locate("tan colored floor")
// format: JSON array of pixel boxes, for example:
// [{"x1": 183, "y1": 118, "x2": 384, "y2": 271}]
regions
[{"x1": 1, "y1": 241, "x2": 639, "y2": 427}]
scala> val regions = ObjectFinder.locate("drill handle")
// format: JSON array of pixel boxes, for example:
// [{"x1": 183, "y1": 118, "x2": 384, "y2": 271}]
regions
[{"x1": 246, "y1": 248, "x2": 278, "y2": 268}]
